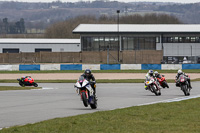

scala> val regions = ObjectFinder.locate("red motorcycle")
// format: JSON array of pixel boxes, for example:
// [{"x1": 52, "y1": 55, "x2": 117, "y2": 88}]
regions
[
  {"x1": 157, "y1": 75, "x2": 169, "y2": 88},
  {"x1": 17, "y1": 76, "x2": 38, "y2": 87}
]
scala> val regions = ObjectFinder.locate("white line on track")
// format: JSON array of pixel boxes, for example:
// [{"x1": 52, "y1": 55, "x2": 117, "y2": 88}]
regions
[{"x1": 137, "y1": 94, "x2": 200, "y2": 106}]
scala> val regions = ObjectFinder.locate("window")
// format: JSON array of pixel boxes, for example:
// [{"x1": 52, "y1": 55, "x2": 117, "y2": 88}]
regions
[
  {"x1": 92, "y1": 37, "x2": 99, "y2": 51},
  {"x1": 127, "y1": 37, "x2": 134, "y2": 50},
  {"x1": 3, "y1": 48, "x2": 19, "y2": 53},
  {"x1": 138, "y1": 38, "x2": 145, "y2": 50},
  {"x1": 156, "y1": 37, "x2": 160, "y2": 43},
  {"x1": 186, "y1": 37, "x2": 190, "y2": 43},
  {"x1": 179, "y1": 37, "x2": 182, "y2": 42},
  {"x1": 191, "y1": 37, "x2": 196, "y2": 42},
  {"x1": 35, "y1": 49, "x2": 52, "y2": 52},
  {"x1": 174, "y1": 37, "x2": 179, "y2": 42},
  {"x1": 167, "y1": 37, "x2": 173, "y2": 43},
  {"x1": 122, "y1": 37, "x2": 128, "y2": 50},
  {"x1": 99, "y1": 37, "x2": 105, "y2": 51}
]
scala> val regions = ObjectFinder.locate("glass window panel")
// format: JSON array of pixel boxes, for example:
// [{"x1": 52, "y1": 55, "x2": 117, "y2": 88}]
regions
[
  {"x1": 174, "y1": 37, "x2": 179, "y2": 42},
  {"x1": 156, "y1": 37, "x2": 160, "y2": 43},
  {"x1": 128, "y1": 37, "x2": 134, "y2": 50},
  {"x1": 110, "y1": 37, "x2": 118, "y2": 50},
  {"x1": 134, "y1": 37, "x2": 138, "y2": 50},
  {"x1": 87, "y1": 37, "x2": 92, "y2": 51},
  {"x1": 105, "y1": 37, "x2": 109, "y2": 42},
  {"x1": 139, "y1": 38, "x2": 145, "y2": 50},
  {"x1": 92, "y1": 37, "x2": 99, "y2": 51},
  {"x1": 105, "y1": 37, "x2": 110, "y2": 49},
  {"x1": 99, "y1": 37, "x2": 105, "y2": 51},
  {"x1": 122, "y1": 37, "x2": 128, "y2": 50},
  {"x1": 144, "y1": 38, "x2": 156, "y2": 50},
  {"x1": 179, "y1": 37, "x2": 182, "y2": 42},
  {"x1": 167, "y1": 37, "x2": 173, "y2": 43},
  {"x1": 186, "y1": 37, "x2": 190, "y2": 43},
  {"x1": 191, "y1": 37, "x2": 196, "y2": 42},
  {"x1": 196, "y1": 37, "x2": 200, "y2": 43}
]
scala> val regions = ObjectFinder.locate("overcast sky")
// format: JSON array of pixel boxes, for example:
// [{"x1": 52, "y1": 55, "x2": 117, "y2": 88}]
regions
[{"x1": 0, "y1": 0, "x2": 199, "y2": 3}]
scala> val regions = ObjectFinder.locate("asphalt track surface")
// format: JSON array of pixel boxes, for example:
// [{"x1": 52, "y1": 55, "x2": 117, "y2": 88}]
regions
[{"x1": 0, "y1": 82, "x2": 200, "y2": 129}]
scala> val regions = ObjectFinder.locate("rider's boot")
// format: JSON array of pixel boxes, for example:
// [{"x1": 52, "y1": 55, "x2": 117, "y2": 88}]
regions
[{"x1": 144, "y1": 85, "x2": 148, "y2": 90}]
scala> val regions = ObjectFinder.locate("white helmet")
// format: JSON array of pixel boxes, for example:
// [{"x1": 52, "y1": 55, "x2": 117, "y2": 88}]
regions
[
  {"x1": 154, "y1": 71, "x2": 158, "y2": 76},
  {"x1": 178, "y1": 69, "x2": 182, "y2": 74}
]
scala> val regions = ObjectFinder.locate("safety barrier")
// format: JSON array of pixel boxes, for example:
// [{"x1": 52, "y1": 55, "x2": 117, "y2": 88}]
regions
[
  {"x1": 19, "y1": 65, "x2": 40, "y2": 71},
  {"x1": 100, "y1": 64, "x2": 120, "y2": 70},
  {"x1": 142, "y1": 64, "x2": 161, "y2": 70},
  {"x1": 182, "y1": 64, "x2": 200, "y2": 69},
  {"x1": 60, "y1": 64, "x2": 82, "y2": 70},
  {"x1": 0, "y1": 64, "x2": 200, "y2": 71}
]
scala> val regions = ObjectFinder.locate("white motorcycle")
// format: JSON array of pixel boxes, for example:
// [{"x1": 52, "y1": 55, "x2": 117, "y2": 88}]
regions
[
  {"x1": 74, "y1": 76, "x2": 97, "y2": 109},
  {"x1": 145, "y1": 77, "x2": 161, "y2": 96}
]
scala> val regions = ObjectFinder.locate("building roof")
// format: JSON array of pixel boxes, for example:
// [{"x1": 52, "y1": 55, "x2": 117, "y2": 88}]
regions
[
  {"x1": 0, "y1": 39, "x2": 80, "y2": 44},
  {"x1": 73, "y1": 24, "x2": 200, "y2": 33}
]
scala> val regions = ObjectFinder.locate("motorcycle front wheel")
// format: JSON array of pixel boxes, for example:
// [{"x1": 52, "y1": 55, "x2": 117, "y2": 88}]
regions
[
  {"x1": 81, "y1": 92, "x2": 88, "y2": 107},
  {"x1": 33, "y1": 83, "x2": 38, "y2": 87},
  {"x1": 182, "y1": 85, "x2": 190, "y2": 96},
  {"x1": 152, "y1": 85, "x2": 160, "y2": 96}
]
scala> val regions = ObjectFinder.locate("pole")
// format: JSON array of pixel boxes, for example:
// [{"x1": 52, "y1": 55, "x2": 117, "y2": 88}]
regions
[
  {"x1": 117, "y1": 10, "x2": 120, "y2": 63},
  {"x1": 107, "y1": 45, "x2": 109, "y2": 64}
]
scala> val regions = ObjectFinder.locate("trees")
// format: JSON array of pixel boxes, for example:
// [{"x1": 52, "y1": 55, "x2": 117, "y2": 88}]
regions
[
  {"x1": 0, "y1": 18, "x2": 25, "y2": 34},
  {"x1": 44, "y1": 13, "x2": 182, "y2": 38}
]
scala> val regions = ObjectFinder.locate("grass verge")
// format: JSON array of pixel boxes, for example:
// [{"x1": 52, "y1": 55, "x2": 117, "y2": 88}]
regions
[
  {"x1": 0, "y1": 79, "x2": 199, "y2": 83},
  {"x1": 0, "y1": 86, "x2": 41, "y2": 91},
  {"x1": 1, "y1": 98, "x2": 200, "y2": 133},
  {"x1": 0, "y1": 69, "x2": 200, "y2": 73}
]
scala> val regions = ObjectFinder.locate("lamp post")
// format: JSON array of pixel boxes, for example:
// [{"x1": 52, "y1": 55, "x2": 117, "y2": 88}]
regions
[{"x1": 117, "y1": 10, "x2": 120, "y2": 63}]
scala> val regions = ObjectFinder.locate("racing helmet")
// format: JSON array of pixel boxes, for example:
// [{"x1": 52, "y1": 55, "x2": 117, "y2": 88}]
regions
[
  {"x1": 85, "y1": 69, "x2": 91, "y2": 76},
  {"x1": 178, "y1": 69, "x2": 183, "y2": 74},
  {"x1": 148, "y1": 70, "x2": 154, "y2": 76},
  {"x1": 154, "y1": 71, "x2": 159, "y2": 76}
]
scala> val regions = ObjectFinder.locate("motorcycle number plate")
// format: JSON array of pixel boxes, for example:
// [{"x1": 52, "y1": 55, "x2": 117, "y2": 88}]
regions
[{"x1": 181, "y1": 79, "x2": 185, "y2": 82}]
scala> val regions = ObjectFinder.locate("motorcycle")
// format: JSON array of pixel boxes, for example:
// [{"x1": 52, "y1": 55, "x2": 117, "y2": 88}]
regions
[
  {"x1": 157, "y1": 75, "x2": 169, "y2": 88},
  {"x1": 17, "y1": 76, "x2": 38, "y2": 87},
  {"x1": 176, "y1": 74, "x2": 190, "y2": 96},
  {"x1": 75, "y1": 76, "x2": 97, "y2": 109},
  {"x1": 145, "y1": 77, "x2": 161, "y2": 96}
]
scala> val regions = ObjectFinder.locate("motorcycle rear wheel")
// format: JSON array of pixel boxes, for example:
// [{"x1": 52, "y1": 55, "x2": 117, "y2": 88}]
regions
[{"x1": 90, "y1": 97, "x2": 97, "y2": 109}]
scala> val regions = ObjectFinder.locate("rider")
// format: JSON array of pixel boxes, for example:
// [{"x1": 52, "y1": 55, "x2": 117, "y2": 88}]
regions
[
  {"x1": 175, "y1": 69, "x2": 192, "y2": 89},
  {"x1": 154, "y1": 71, "x2": 161, "y2": 78},
  {"x1": 144, "y1": 70, "x2": 155, "y2": 89},
  {"x1": 154, "y1": 71, "x2": 168, "y2": 88},
  {"x1": 81, "y1": 69, "x2": 97, "y2": 97}
]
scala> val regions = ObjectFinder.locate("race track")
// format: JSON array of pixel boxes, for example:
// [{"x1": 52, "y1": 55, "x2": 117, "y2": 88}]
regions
[{"x1": 0, "y1": 82, "x2": 200, "y2": 129}]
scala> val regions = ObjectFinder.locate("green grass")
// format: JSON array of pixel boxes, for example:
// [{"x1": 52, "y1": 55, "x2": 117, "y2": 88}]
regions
[
  {"x1": 1, "y1": 79, "x2": 199, "y2": 83},
  {"x1": 1, "y1": 69, "x2": 200, "y2": 73},
  {"x1": 1, "y1": 98, "x2": 200, "y2": 133},
  {"x1": 0, "y1": 86, "x2": 41, "y2": 91}
]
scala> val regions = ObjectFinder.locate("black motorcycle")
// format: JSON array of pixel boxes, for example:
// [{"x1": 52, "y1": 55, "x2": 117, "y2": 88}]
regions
[{"x1": 176, "y1": 75, "x2": 190, "y2": 96}]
